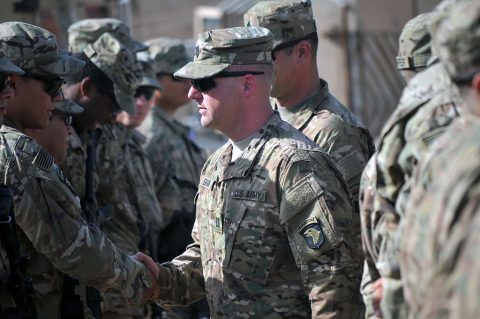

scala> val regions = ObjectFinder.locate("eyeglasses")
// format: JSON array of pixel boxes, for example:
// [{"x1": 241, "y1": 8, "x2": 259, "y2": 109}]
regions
[
  {"x1": 191, "y1": 71, "x2": 265, "y2": 93},
  {"x1": 22, "y1": 71, "x2": 64, "y2": 98},
  {"x1": 135, "y1": 86, "x2": 156, "y2": 100},
  {"x1": 52, "y1": 109, "x2": 73, "y2": 126}
]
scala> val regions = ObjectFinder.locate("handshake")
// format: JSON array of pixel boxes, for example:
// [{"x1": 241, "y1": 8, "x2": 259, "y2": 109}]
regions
[{"x1": 133, "y1": 252, "x2": 162, "y2": 303}]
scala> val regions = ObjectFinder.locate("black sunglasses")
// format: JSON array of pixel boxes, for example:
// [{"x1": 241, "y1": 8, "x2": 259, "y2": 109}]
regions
[
  {"x1": 135, "y1": 86, "x2": 156, "y2": 100},
  {"x1": 22, "y1": 71, "x2": 64, "y2": 98},
  {"x1": 52, "y1": 109, "x2": 73, "y2": 126},
  {"x1": 0, "y1": 73, "x2": 9, "y2": 91},
  {"x1": 191, "y1": 71, "x2": 265, "y2": 93}
]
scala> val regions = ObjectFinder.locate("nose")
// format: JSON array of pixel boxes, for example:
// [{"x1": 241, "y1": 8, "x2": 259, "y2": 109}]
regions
[
  {"x1": 187, "y1": 85, "x2": 201, "y2": 100},
  {"x1": 0, "y1": 83, "x2": 14, "y2": 99}
]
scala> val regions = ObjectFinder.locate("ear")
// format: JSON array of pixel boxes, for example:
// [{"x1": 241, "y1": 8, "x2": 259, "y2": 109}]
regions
[
  {"x1": 472, "y1": 73, "x2": 480, "y2": 93},
  {"x1": 79, "y1": 77, "x2": 94, "y2": 98},
  {"x1": 295, "y1": 40, "x2": 312, "y2": 64},
  {"x1": 241, "y1": 74, "x2": 257, "y2": 98}
]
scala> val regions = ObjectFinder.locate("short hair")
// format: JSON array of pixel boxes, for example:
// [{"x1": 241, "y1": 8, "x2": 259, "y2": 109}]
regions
[{"x1": 63, "y1": 52, "x2": 115, "y2": 99}]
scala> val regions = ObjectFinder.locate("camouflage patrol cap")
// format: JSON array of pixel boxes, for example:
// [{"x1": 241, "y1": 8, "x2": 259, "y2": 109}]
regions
[
  {"x1": 54, "y1": 98, "x2": 84, "y2": 114},
  {"x1": 68, "y1": 18, "x2": 147, "y2": 54},
  {"x1": 0, "y1": 22, "x2": 84, "y2": 77},
  {"x1": 83, "y1": 32, "x2": 142, "y2": 114},
  {"x1": 0, "y1": 52, "x2": 23, "y2": 75},
  {"x1": 244, "y1": 0, "x2": 316, "y2": 50},
  {"x1": 144, "y1": 37, "x2": 191, "y2": 75},
  {"x1": 136, "y1": 51, "x2": 162, "y2": 90},
  {"x1": 174, "y1": 26, "x2": 273, "y2": 80},
  {"x1": 430, "y1": 0, "x2": 480, "y2": 82},
  {"x1": 396, "y1": 13, "x2": 432, "y2": 70}
]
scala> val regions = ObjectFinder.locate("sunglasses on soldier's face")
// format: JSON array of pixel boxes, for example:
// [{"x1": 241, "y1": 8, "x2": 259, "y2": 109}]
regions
[
  {"x1": 135, "y1": 86, "x2": 156, "y2": 100},
  {"x1": 22, "y1": 71, "x2": 64, "y2": 99},
  {"x1": 0, "y1": 73, "x2": 11, "y2": 91},
  {"x1": 191, "y1": 71, "x2": 265, "y2": 93},
  {"x1": 51, "y1": 109, "x2": 73, "y2": 126}
]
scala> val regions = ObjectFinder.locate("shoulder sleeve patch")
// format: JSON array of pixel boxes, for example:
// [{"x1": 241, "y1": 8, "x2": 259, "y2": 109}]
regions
[
  {"x1": 32, "y1": 149, "x2": 54, "y2": 171},
  {"x1": 280, "y1": 173, "x2": 323, "y2": 224}
]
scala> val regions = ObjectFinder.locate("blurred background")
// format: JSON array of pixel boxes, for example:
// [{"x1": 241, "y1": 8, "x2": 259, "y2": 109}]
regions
[{"x1": 1, "y1": 0, "x2": 443, "y2": 147}]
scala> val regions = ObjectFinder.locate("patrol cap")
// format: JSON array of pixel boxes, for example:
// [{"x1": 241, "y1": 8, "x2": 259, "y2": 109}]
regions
[
  {"x1": 0, "y1": 22, "x2": 84, "y2": 77},
  {"x1": 430, "y1": 0, "x2": 480, "y2": 82},
  {"x1": 83, "y1": 32, "x2": 142, "y2": 114},
  {"x1": 396, "y1": 13, "x2": 432, "y2": 70},
  {"x1": 68, "y1": 18, "x2": 147, "y2": 54},
  {"x1": 144, "y1": 37, "x2": 191, "y2": 75},
  {"x1": 174, "y1": 26, "x2": 273, "y2": 80},
  {"x1": 0, "y1": 52, "x2": 24, "y2": 75},
  {"x1": 244, "y1": 0, "x2": 316, "y2": 50},
  {"x1": 136, "y1": 51, "x2": 162, "y2": 90},
  {"x1": 54, "y1": 98, "x2": 84, "y2": 114}
]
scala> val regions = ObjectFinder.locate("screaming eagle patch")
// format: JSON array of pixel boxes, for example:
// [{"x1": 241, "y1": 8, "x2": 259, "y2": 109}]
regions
[{"x1": 299, "y1": 217, "x2": 324, "y2": 250}]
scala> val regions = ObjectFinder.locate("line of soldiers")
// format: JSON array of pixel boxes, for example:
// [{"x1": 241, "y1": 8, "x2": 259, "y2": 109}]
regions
[{"x1": 1, "y1": 0, "x2": 479, "y2": 318}]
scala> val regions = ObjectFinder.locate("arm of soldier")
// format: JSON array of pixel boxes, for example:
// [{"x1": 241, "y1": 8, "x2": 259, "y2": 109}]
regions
[
  {"x1": 150, "y1": 218, "x2": 206, "y2": 308},
  {"x1": 279, "y1": 150, "x2": 364, "y2": 318},
  {"x1": 12, "y1": 170, "x2": 154, "y2": 307}
]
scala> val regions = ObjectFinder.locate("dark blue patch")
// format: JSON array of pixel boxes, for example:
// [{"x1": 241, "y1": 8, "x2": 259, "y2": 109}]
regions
[{"x1": 300, "y1": 223, "x2": 324, "y2": 249}]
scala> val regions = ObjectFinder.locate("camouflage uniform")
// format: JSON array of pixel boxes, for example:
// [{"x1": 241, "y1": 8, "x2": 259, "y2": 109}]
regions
[
  {"x1": 153, "y1": 26, "x2": 364, "y2": 318},
  {"x1": 0, "y1": 22, "x2": 153, "y2": 319},
  {"x1": 358, "y1": 7, "x2": 462, "y2": 318},
  {"x1": 140, "y1": 38, "x2": 207, "y2": 252},
  {"x1": 244, "y1": 0, "x2": 375, "y2": 278},
  {"x1": 400, "y1": 3, "x2": 480, "y2": 317},
  {"x1": 68, "y1": 21, "x2": 160, "y2": 319}
]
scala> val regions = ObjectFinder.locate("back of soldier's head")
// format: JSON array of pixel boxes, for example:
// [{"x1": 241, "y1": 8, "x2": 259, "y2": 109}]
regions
[
  {"x1": 430, "y1": 0, "x2": 480, "y2": 87},
  {"x1": 396, "y1": 13, "x2": 432, "y2": 75},
  {"x1": 244, "y1": 0, "x2": 317, "y2": 52}
]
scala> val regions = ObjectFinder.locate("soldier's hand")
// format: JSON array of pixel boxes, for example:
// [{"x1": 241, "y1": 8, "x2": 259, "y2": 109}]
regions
[{"x1": 134, "y1": 252, "x2": 159, "y2": 279}]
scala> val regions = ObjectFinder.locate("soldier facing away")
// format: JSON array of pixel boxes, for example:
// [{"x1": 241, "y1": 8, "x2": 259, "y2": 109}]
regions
[{"x1": 136, "y1": 26, "x2": 364, "y2": 318}]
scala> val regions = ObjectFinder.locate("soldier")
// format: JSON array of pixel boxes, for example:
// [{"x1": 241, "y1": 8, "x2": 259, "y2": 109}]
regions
[
  {"x1": 137, "y1": 26, "x2": 364, "y2": 318},
  {"x1": 358, "y1": 12, "x2": 435, "y2": 318},
  {"x1": 244, "y1": 0, "x2": 375, "y2": 211},
  {"x1": 25, "y1": 99, "x2": 83, "y2": 164},
  {"x1": 0, "y1": 21, "x2": 155, "y2": 318},
  {"x1": 139, "y1": 38, "x2": 207, "y2": 257},
  {"x1": 400, "y1": 1, "x2": 480, "y2": 318}
]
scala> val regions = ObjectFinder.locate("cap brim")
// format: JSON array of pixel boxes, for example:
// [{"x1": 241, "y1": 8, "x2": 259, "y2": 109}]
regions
[
  {"x1": 39, "y1": 54, "x2": 85, "y2": 77},
  {"x1": 174, "y1": 61, "x2": 230, "y2": 80},
  {"x1": 54, "y1": 99, "x2": 84, "y2": 114},
  {"x1": 0, "y1": 57, "x2": 24, "y2": 75},
  {"x1": 129, "y1": 40, "x2": 149, "y2": 52},
  {"x1": 139, "y1": 76, "x2": 162, "y2": 90},
  {"x1": 114, "y1": 85, "x2": 135, "y2": 115}
]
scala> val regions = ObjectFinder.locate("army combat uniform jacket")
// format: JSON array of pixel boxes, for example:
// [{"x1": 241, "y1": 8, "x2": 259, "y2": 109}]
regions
[
  {"x1": 0, "y1": 122, "x2": 152, "y2": 318},
  {"x1": 154, "y1": 114, "x2": 364, "y2": 318},
  {"x1": 359, "y1": 62, "x2": 461, "y2": 318}
]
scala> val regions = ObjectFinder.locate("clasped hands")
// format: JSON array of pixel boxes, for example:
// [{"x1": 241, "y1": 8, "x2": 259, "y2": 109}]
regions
[{"x1": 133, "y1": 252, "x2": 161, "y2": 303}]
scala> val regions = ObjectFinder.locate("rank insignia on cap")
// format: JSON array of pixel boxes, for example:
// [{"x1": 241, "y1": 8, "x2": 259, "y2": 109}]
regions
[{"x1": 299, "y1": 219, "x2": 324, "y2": 250}]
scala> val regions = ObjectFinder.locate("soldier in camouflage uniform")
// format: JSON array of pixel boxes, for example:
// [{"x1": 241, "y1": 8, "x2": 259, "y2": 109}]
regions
[
  {"x1": 358, "y1": 12, "x2": 434, "y2": 318},
  {"x1": 357, "y1": 2, "x2": 465, "y2": 317},
  {"x1": 244, "y1": 1, "x2": 375, "y2": 271},
  {"x1": 138, "y1": 26, "x2": 364, "y2": 318},
  {"x1": 0, "y1": 21, "x2": 155, "y2": 319},
  {"x1": 67, "y1": 20, "x2": 160, "y2": 319},
  {"x1": 399, "y1": 2, "x2": 480, "y2": 317},
  {"x1": 139, "y1": 38, "x2": 207, "y2": 253}
]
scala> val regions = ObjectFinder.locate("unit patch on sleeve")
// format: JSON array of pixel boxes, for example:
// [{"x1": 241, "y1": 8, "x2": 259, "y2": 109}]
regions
[{"x1": 299, "y1": 217, "x2": 324, "y2": 250}]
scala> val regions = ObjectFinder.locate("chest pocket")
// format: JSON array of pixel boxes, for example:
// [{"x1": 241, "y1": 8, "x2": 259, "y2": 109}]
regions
[{"x1": 223, "y1": 196, "x2": 282, "y2": 284}]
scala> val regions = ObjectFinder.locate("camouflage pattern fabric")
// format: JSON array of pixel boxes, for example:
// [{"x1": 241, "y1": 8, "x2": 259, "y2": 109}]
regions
[
  {"x1": 0, "y1": 21, "x2": 84, "y2": 77},
  {"x1": 142, "y1": 107, "x2": 207, "y2": 228},
  {"x1": 244, "y1": 0, "x2": 316, "y2": 50},
  {"x1": 154, "y1": 114, "x2": 364, "y2": 318},
  {"x1": 399, "y1": 117, "x2": 477, "y2": 318},
  {"x1": 395, "y1": 13, "x2": 432, "y2": 70},
  {"x1": 0, "y1": 51, "x2": 23, "y2": 74},
  {"x1": 0, "y1": 121, "x2": 153, "y2": 318},
  {"x1": 359, "y1": 62, "x2": 462, "y2": 318},
  {"x1": 144, "y1": 37, "x2": 191, "y2": 75},
  {"x1": 96, "y1": 120, "x2": 161, "y2": 318},
  {"x1": 68, "y1": 18, "x2": 147, "y2": 54}
]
